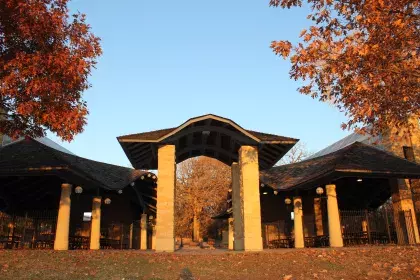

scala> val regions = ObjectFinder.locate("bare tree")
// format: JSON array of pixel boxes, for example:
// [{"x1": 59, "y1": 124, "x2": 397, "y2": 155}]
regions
[
  {"x1": 277, "y1": 142, "x2": 313, "y2": 165},
  {"x1": 175, "y1": 156, "x2": 231, "y2": 241}
]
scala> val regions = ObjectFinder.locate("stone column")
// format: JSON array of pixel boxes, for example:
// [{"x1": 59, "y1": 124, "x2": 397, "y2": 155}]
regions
[
  {"x1": 293, "y1": 197, "x2": 304, "y2": 248},
  {"x1": 239, "y1": 146, "x2": 263, "y2": 251},
  {"x1": 228, "y1": 217, "x2": 234, "y2": 250},
  {"x1": 326, "y1": 184, "x2": 343, "y2": 247},
  {"x1": 155, "y1": 145, "x2": 176, "y2": 252},
  {"x1": 140, "y1": 213, "x2": 148, "y2": 250},
  {"x1": 89, "y1": 196, "x2": 101, "y2": 250},
  {"x1": 390, "y1": 178, "x2": 420, "y2": 244},
  {"x1": 314, "y1": 197, "x2": 324, "y2": 236},
  {"x1": 54, "y1": 183, "x2": 72, "y2": 250},
  {"x1": 231, "y1": 162, "x2": 244, "y2": 250}
]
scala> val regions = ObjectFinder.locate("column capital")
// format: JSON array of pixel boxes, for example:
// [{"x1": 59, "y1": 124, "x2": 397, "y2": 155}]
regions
[
  {"x1": 158, "y1": 144, "x2": 176, "y2": 149},
  {"x1": 238, "y1": 145, "x2": 258, "y2": 154},
  {"x1": 293, "y1": 196, "x2": 302, "y2": 205},
  {"x1": 92, "y1": 196, "x2": 102, "y2": 203},
  {"x1": 61, "y1": 183, "x2": 72, "y2": 189},
  {"x1": 326, "y1": 184, "x2": 336, "y2": 195}
]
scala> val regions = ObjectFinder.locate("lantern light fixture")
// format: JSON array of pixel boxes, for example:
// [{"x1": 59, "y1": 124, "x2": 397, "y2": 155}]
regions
[
  {"x1": 152, "y1": 175, "x2": 157, "y2": 180},
  {"x1": 285, "y1": 198, "x2": 292, "y2": 205},
  {"x1": 75, "y1": 186, "x2": 83, "y2": 194},
  {"x1": 274, "y1": 190, "x2": 278, "y2": 195},
  {"x1": 141, "y1": 176, "x2": 145, "y2": 180},
  {"x1": 260, "y1": 183, "x2": 265, "y2": 187},
  {"x1": 117, "y1": 189, "x2": 123, "y2": 194},
  {"x1": 131, "y1": 182, "x2": 135, "y2": 186},
  {"x1": 104, "y1": 198, "x2": 111, "y2": 205},
  {"x1": 316, "y1": 187, "x2": 324, "y2": 195}
]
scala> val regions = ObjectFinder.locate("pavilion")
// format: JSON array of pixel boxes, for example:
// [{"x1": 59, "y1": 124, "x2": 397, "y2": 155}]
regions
[
  {"x1": 118, "y1": 114, "x2": 420, "y2": 251},
  {"x1": 0, "y1": 114, "x2": 420, "y2": 252},
  {"x1": 0, "y1": 137, "x2": 157, "y2": 250}
]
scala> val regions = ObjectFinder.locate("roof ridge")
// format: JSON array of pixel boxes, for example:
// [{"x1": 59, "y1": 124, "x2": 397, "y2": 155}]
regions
[
  {"x1": 26, "y1": 137, "x2": 70, "y2": 167},
  {"x1": 331, "y1": 141, "x2": 363, "y2": 169},
  {"x1": 31, "y1": 138, "x2": 145, "y2": 189},
  {"x1": 32, "y1": 137, "x2": 133, "y2": 171}
]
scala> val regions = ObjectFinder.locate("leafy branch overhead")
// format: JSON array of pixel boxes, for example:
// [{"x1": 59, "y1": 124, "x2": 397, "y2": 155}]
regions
[
  {"x1": 270, "y1": 0, "x2": 420, "y2": 136},
  {"x1": 0, "y1": 0, "x2": 102, "y2": 141}
]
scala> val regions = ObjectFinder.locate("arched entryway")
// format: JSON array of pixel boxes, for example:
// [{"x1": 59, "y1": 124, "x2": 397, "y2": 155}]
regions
[{"x1": 118, "y1": 114, "x2": 298, "y2": 252}]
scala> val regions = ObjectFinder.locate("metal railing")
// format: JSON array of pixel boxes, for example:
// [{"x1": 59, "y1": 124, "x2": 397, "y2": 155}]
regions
[
  {"x1": 0, "y1": 210, "x2": 58, "y2": 249},
  {"x1": 340, "y1": 206, "x2": 416, "y2": 246}
]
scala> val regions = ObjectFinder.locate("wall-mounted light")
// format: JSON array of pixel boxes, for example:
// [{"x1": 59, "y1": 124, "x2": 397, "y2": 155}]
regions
[
  {"x1": 104, "y1": 198, "x2": 111, "y2": 205},
  {"x1": 75, "y1": 186, "x2": 83, "y2": 194},
  {"x1": 357, "y1": 178, "x2": 363, "y2": 182},
  {"x1": 141, "y1": 176, "x2": 144, "y2": 180},
  {"x1": 117, "y1": 189, "x2": 123, "y2": 194},
  {"x1": 274, "y1": 190, "x2": 278, "y2": 195},
  {"x1": 262, "y1": 192, "x2": 268, "y2": 195},
  {"x1": 316, "y1": 187, "x2": 324, "y2": 195},
  {"x1": 285, "y1": 198, "x2": 292, "y2": 205}
]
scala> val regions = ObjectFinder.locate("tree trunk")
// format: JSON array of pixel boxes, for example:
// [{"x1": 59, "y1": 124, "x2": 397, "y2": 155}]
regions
[{"x1": 193, "y1": 213, "x2": 200, "y2": 242}]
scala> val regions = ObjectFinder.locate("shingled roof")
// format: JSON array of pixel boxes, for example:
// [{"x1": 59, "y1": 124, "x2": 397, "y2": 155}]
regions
[
  {"x1": 0, "y1": 137, "x2": 154, "y2": 190},
  {"x1": 118, "y1": 115, "x2": 297, "y2": 143},
  {"x1": 260, "y1": 142, "x2": 420, "y2": 191},
  {"x1": 118, "y1": 114, "x2": 298, "y2": 170}
]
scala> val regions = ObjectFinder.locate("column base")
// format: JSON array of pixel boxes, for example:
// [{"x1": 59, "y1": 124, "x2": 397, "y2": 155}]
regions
[
  {"x1": 155, "y1": 238, "x2": 175, "y2": 252},
  {"x1": 53, "y1": 246, "x2": 68, "y2": 251}
]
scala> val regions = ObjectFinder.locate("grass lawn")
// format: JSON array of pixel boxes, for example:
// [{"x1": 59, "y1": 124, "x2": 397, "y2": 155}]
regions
[{"x1": 0, "y1": 246, "x2": 419, "y2": 279}]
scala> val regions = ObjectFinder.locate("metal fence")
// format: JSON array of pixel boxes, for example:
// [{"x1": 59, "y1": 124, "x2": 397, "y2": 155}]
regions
[
  {"x1": 0, "y1": 211, "x2": 140, "y2": 250},
  {"x1": 100, "y1": 222, "x2": 132, "y2": 249},
  {"x1": 263, "y1": 220, "x2": 293, "y2": 248},
  {"x1": 0, "y1": 211, "x2": 58, "y2": 249},
  {"x1": 340, "y1": 207, "x2": 416, "y2": 246},
  {"x1": 264, "y1": 205, "x2": 417, "y2": 248}
]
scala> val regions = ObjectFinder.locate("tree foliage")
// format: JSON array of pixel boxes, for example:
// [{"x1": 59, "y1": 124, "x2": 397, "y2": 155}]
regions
[
  {"x1": 0, "y1": 0, "x2": 101, "y2": 141},
  {"x1": 175, "y1": 157, "x2": 231, "y2": 239},
  {"x1": 270, "y1": 0, "x2": 420, "y2": 136}
]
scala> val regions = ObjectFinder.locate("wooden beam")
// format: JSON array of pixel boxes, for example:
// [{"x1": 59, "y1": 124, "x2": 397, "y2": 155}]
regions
[
  {"x1": 127, "y1": 142, "x2": 148, "y2": 153},
  {"x1": 165, "y1": 125, "x2": 255, "y2": 145},
  {"x1": 138, "y1": 191, "x2": 157, "y2": 201},
  {"x1": 176, "y1": 145, "x2": 238, "y2": 163},
  {"x1": 131, "y1": 146, "x2": 151, "y2": 159}
]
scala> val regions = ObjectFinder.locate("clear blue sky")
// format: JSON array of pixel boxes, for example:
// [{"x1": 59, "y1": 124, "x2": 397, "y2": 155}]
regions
[{"x1": 47, "y1": 0, "x2": 350, "y2": 168}]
